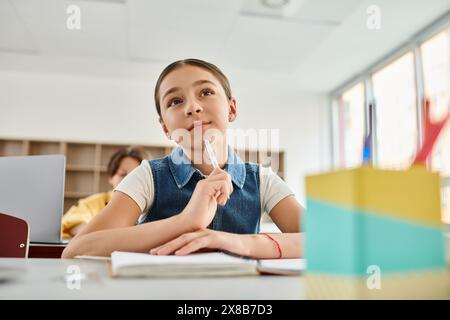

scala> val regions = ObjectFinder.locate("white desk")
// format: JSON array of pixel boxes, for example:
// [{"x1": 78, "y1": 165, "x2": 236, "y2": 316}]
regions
[{"x1": 0, "y1": 258, "x2": 304, "y2": 299}]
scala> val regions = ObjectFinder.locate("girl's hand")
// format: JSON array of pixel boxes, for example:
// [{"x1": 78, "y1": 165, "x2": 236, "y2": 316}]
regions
[
  {"x1": 181, "y1": 168, "x2": 233, "y2": 230},
  {"x1": 149, "y1": 229, "x2": 247, "y2": 257}
]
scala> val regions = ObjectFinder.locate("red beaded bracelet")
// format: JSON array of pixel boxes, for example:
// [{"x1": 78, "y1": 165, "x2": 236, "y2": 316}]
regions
[{"x1": 261, "y1": 233, "x2": 282, "y2": 259}]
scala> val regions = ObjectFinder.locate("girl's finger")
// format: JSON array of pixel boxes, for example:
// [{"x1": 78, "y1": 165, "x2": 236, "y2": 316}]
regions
[
  {"x1": 216, "y1": 192, "x2": 228, "y2": 205},
  {"x1": 150, "y1": 231, "x2": 203, "y2": 255},
  {"x1": 205, "y1": 172, "x2": 233, "y2": 201},
  {"x1": 213, "y1": 181, "x2": 229, "y2": 205},
  {"x1": 175, "y1": 236, "x2": 210, "y2": 256},
  {"x1": 208, "y1": 167, "x2": 225, "y2": 177},
  {"x1": 206, "y1": 173, "x2": 228, "y2": 183},
  {"x1": 151, "y1": 241, "x2": 182, "y2": 255},
  {"x1": 206, "y1": 181, "x2": 228, "y2": 200}
]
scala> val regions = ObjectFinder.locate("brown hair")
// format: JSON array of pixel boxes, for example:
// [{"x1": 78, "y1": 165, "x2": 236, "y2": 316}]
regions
[
  {"x1": 154, "y1": 58, "x2": 232, "y2": 119},
  {"x1": 107, "y1": 147, "x2": 147, "y2": 177}
]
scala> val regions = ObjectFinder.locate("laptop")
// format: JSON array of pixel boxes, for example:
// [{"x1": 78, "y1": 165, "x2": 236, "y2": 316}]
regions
[{"x1": 0, "y1": 155, "x2": 66, "y2": 244}]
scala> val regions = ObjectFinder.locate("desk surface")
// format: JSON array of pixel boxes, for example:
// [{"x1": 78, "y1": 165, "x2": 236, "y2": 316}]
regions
[{"x1": 0, "y1": 258, "x2": 304, "y2": 300}]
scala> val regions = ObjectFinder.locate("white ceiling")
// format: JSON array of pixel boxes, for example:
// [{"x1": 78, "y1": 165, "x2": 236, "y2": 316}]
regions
[
  {"x1": 0, "y1": 0, "x2": 449, "y2": 93},
  {"x1": 294, "y1": 0, "x2": 450, "y2": 92}
]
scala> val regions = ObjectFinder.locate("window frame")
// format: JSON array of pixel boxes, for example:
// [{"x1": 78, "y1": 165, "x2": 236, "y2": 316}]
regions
[
  {"x1": 330, "y1": 13, "x2": 450, "y2": 222},
  {"x1": 330, "y1": 13, "x2": 450, "y2": 186}
]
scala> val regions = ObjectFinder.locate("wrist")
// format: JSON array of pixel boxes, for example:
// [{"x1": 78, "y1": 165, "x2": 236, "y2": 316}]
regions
[
  {"x1": 217, "y1": 233, "x2": 251, "y2": 257},
  {"x1": 178, "y1": 209, "x2": 202, "y2": 232},
  {"x1": 235, "y1": 234, "x2": 257, "y2": 258},
  {"x1": 246, "y1": 234, "x2": 261, "y2": 258},
  {"x1": 246, "y1": 234, "x2": 282, "y2": 259}
]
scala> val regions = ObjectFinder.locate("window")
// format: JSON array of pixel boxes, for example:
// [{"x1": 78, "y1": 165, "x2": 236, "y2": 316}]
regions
[
  {"x1": 332, "y1": 24, "x2": 450, "y2": 223},
  {"x1": 334, "y1": 83, "x2": 365, "y2": 168},
  {"x1": 372, "y1": 52, "x2": 418, "y2": 169},
  {"x1": 421, "y1": 30, "x2": 450, "y2": 223},
  {"x1": 421, "y1": 31, "x2": 450, "y2": 175}
]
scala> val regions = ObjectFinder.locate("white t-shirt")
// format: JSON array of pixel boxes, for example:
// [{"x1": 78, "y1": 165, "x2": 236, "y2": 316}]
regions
[{"x1": 115, "y1": 160, "x2": 294, "y2": 223}]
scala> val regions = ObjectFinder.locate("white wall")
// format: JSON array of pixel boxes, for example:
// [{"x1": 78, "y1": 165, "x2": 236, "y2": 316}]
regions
[
  {"x1": 0, "y1": 57, "x2": 331, "y2": 205},
  {"x1": 0, "y1": 71, "x2": 167, "y2": 145}
]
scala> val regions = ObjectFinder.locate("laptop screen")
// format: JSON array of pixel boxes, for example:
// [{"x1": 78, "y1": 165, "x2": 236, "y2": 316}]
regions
[{"x1": 0, "y1": 155, "x2": 65, "y2": 243}]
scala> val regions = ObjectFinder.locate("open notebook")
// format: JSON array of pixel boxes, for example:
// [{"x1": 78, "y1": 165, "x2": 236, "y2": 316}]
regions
[{"x1": 108, "y1": 251, "x2": 305, "y2": 278}]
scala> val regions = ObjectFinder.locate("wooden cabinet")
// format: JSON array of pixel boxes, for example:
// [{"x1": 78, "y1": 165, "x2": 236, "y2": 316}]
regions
[{"x1": 0, "y1": 138, "x2": 285, "y2": 214}]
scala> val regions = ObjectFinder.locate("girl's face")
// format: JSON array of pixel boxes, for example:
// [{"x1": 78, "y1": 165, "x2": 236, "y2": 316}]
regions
[
  {"x1": 108, "y1": 156, "x2": 140, "y2": 189},
  {"x1": 158, "y1": 65, "x2": 236, "y2": 149}
]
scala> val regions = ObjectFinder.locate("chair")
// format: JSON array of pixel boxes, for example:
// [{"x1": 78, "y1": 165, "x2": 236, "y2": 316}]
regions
[{"x1": 0, "y1": 212, "x2": 29, "y2": 258}]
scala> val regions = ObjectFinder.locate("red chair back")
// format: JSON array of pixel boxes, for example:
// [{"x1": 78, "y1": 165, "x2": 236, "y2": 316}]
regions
[{"x1": 0, "y1": 212, "x2": 29, "y2": 258}]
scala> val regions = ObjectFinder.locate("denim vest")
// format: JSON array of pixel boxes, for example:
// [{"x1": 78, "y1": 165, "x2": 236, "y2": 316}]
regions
[{"x1": 140, "y1": 145, "x2": 261, "y2": 234}]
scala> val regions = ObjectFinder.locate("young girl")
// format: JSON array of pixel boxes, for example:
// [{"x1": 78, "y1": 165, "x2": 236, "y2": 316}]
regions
[
  {"x1": 62, "y1": 59, "x2": 303, "y2": 259},
  {"x1": 62, "y1": 147, "x2": 146, "y2": 238}
]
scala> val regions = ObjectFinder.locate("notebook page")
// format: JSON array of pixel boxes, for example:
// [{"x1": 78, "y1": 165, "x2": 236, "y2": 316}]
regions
[
  {"x1": 111, "y1": 251, "x2": 256, "y2": 270},
  {"x1": 257, "y1": 259, "x2": 306, "y2": 272}
]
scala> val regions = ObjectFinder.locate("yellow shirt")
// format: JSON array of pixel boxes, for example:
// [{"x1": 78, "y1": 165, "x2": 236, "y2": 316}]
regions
[{"x1": 62, "y1": 191, "x2": 113, "y2": 239}]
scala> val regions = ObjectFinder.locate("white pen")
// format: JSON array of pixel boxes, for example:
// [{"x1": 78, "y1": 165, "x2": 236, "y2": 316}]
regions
[{"x1": 204, "y1": 139, "x2": 219, "y2": 169}]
